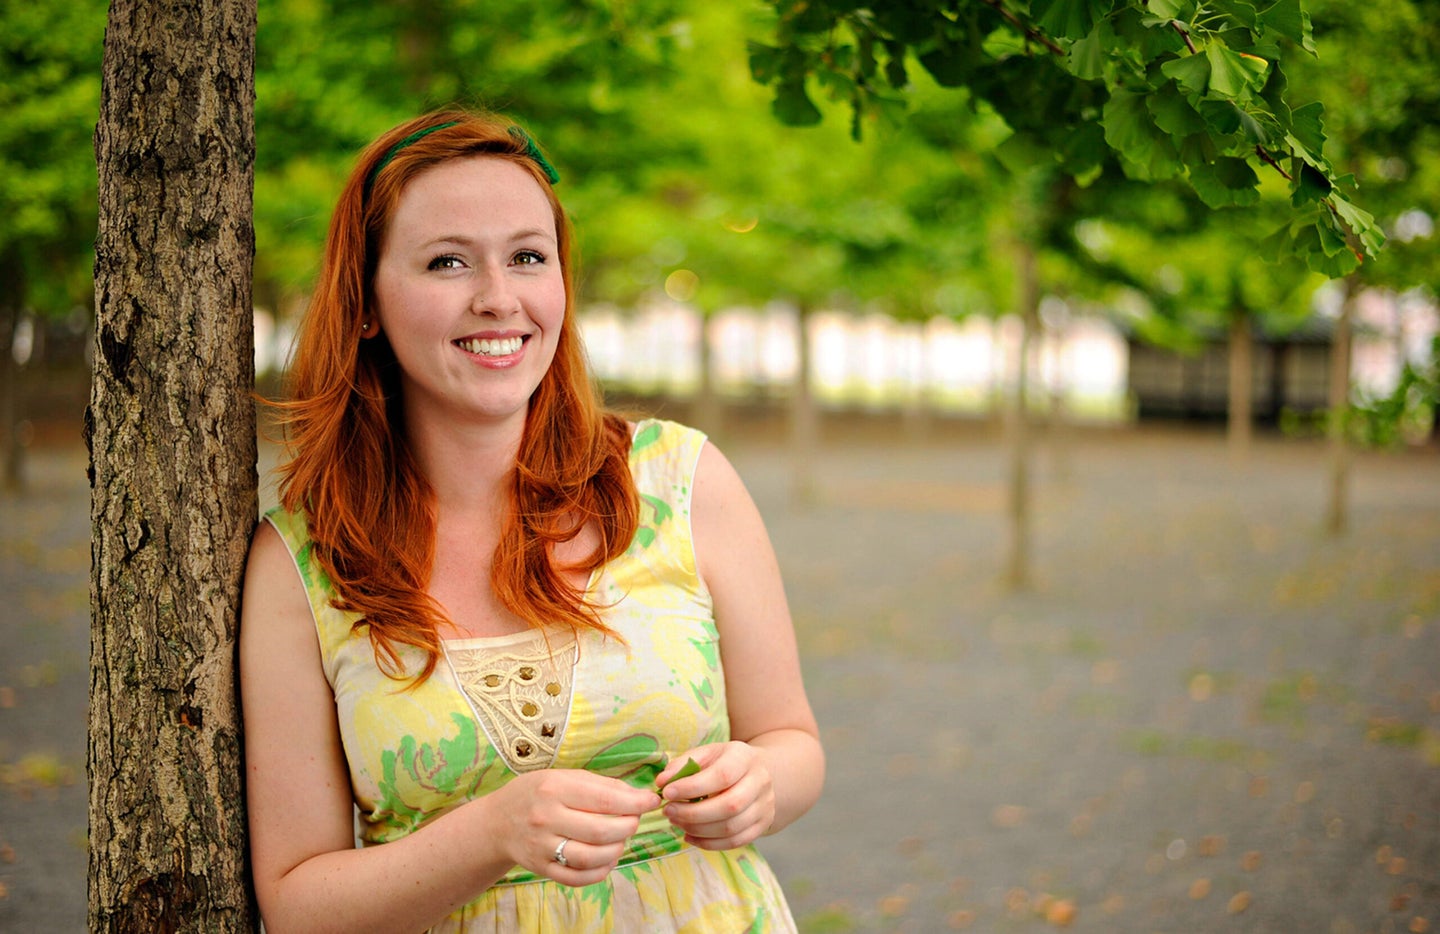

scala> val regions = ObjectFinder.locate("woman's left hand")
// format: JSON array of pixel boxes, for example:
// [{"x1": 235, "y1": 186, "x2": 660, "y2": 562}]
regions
[{"x1": 656, "y1": 741, "x2": 775, "y2": 851}]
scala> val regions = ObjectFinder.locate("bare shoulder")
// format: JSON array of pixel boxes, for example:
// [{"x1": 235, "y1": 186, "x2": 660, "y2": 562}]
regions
[
  {"x1": 690, "y1": 440, "x2": 784, "y2": 616},
  {"x1": 240, "y1": 518, "x2": 316, "y2": 653},
  {"x1": 690, "y1": 442, "x2": 768, "y2": 574}
]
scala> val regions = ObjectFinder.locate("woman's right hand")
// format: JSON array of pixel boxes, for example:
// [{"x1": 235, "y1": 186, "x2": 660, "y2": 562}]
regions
[{"x1": 493, "y1": 769, "x2": 661, "y2": 886}]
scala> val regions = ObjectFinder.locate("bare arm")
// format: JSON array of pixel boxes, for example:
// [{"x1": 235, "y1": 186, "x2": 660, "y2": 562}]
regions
[
  {"x1": 656, "y1": 442, "x2": 825, "y2": 848},
  {"x1": 241, "y1": 522, "x2": 659, "y2": 933}
]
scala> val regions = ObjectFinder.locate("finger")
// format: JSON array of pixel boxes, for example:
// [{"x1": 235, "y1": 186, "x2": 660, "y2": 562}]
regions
[
  {"x1": 573, "y1": 775, "x2": 664, "y2": 816},
  {"x1": 677, "y1": 811, "x2": 768, "y2": 852},
  {"x1": 669, "y1": 797, "x2": 765, "y2": 840},
  {"x1": 538, "y1": 770, "x2": 661, "y2": 817},
  {"x1": 548, "y1": 836, "x2": 627, "y2": 875},
  {"x1": 555, "y1": 810, "x2": 644, "y2": 849},
  {"x1": 659, "y1": 760, "x2": 728, "y2": 802}
]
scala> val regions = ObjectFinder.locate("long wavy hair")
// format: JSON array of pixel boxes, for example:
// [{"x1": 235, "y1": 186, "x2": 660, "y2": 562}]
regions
[{"x1": 271, "y1": 110, "x2": 638, "y2": 683}]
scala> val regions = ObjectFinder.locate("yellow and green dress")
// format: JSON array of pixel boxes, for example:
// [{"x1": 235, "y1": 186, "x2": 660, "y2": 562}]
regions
[{"x1": 266, "y1": 419, "x2": 798, "y2": 932}]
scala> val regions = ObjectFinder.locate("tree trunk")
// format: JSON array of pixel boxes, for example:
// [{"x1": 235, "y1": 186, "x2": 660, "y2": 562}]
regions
[
  {"x1": 1044, "y1": 306, "x2": 1073, "y2": 485},
  {"x1": 790, "y1": 302, "x2": 819, "y2": 505},
  {"x1": 1003, "y1": 243, "x2": 1039, "y2": 591},
  {"x1": 88, "y1": 1, "x2": 258, "y2": 930},
  {"x1": 1325, "y1": 278, "x2": 1356, "y2": 536},
  {"x1": 692, "y1": 312, "x2": 723, "y2": 440},
  {"x1": 1227, "y1": 312, "x2": 1253, "y2": 466},
  {"x1": 0, "y1": 293, "x2": 23, "y2": 493}
]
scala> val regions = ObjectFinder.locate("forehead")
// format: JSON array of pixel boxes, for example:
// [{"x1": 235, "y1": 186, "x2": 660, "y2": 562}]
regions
[{"x1": 386, "y1": 155, "x2": 557, "y2": 240}]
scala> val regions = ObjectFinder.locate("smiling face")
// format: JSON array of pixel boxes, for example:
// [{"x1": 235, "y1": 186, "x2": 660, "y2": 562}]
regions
[{"x1": 371, "y1": 155, "x2": 567, "y2": 435}]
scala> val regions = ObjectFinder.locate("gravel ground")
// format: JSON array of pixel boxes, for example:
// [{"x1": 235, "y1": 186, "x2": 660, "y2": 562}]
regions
[{"x1": 1, "y1": 423, "x2": 1436, "y2": 933}]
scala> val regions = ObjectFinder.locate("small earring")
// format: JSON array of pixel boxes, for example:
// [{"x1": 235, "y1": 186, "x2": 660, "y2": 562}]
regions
[{"x1": 361, "y1": 321, "x2": 371, "y2": 332}]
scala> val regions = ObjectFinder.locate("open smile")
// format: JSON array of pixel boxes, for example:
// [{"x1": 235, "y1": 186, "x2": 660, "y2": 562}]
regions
[{"x1": 455, "y1": 335, "x2": 526, "y2": 357}]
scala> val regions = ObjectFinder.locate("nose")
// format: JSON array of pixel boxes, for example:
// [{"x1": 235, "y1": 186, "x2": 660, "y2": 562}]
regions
[{"x1": 468, "y1": 263, "x2": 520, "y2": 316}]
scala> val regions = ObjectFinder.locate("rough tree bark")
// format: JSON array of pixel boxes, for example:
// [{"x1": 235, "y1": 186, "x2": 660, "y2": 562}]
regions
[{"x1": 87, "y1": 0, "x2": 258, "y2": 930}]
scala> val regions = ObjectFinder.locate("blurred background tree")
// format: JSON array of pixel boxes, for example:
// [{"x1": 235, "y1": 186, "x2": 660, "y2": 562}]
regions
[
  {"x1": 0, "y1": 0, "x2": 105, "y2": 489},
  {"x1": 1279, "y1": 0, "x2": 1440, "y2": 532},
  {"x1": 1, "y1": 0, "x2": 1432, "y2": 551}
]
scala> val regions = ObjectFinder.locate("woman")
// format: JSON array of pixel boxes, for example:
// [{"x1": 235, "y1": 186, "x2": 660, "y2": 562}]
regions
[{"x1": 240, "y1": 110, "x2": 824, "y2": 932}]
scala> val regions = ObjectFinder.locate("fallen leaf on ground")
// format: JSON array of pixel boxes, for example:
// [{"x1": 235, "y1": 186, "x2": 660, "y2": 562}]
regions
[
  {"x1": 1228, "y1": 892, "x2": 1252, "y2": 914},
  {"x1": 1190, "y1": 878, "x2": 1212, "y2": 900},
  {"x1": 1045, "y1": 899, "x2": 1077, "y2": 927},
  {"x1": 878, "y1": 895, "x2": 909, "y2": 917},
  {"x1": 992, "y1": 804, "x2": 1028, "y2": 828},
  {"x1": 1240, "y1": 851, "x2": 1263, "y2": 871}
]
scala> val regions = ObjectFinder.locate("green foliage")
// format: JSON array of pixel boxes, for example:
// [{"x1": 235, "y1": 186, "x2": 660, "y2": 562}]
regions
[
  {"x1": 750, "y1": 0, "x2": 1388, "y2": 279},
  {"x1": 252, "y1": 0, "x2": 694, "y2": 306},
  {"x1": 1347, "y1": 335, "x2": 1439, "y2": 448},
  {"x1": 0, "y1": 0, "x2": 107, "y2": 312}
]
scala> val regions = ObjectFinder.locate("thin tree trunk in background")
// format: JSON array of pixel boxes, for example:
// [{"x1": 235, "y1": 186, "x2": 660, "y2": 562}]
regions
[
  {"x1": 1228, "y1": 312, "x2": 1253, "y2": 466},
  {"x1": 692, "y1": 313, "x2": 722, "y2": 440},
  {"x1": 1003, "y1": 242, "x2": 1038, "y2": 591},
  {"x1": 900, "y1": 321, "x2": 930, "y2": 443},
  {"x1": 0, "y1": 294, "x2": 23, "y2": 493},
  {"x1": 1325, "y1": 278, "x2": 1356, "y2": 536},
  {"x1": 790, "y1": 303, "x2": 819, "y2": 505},
  {"x1": 1045, "y1": 311, "x2": 1073, "y2": 485},
  {"x1": 88, "y1": 0, "x2": 258, "y2": 929}
]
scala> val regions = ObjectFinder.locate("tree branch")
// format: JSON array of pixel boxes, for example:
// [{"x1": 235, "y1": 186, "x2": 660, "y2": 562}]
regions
[
  {"x1": 978, "y1": 0, "x2": 1067, "y2": 57},
  {"x1": 1254, "y1": 145, "x2": 1293, "y2": 181},
  {"x1": 1170, "y1": 21, "x2": 1198, "y2": 54}
]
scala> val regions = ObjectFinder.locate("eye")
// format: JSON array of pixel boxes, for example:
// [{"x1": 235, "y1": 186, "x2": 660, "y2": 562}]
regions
[
  {"x1": 512, "y1": 250, "x2": 546, "y2": 266},
  {"x1": 427, "y1": 254, "x2": 465, "y2": 271}
]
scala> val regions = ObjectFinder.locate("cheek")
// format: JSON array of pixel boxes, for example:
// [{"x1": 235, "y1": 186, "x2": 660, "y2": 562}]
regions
[{"x1": 539, "y1": 279, "x2": 569, "y2": 328}]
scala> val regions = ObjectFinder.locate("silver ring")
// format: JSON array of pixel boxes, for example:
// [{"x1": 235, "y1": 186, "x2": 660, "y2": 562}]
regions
[{"x1": 553, "y1": 837, "x2": 570, "y2": 867}]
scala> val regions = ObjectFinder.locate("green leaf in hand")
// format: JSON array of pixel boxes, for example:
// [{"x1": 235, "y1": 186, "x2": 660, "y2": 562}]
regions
[{"x1": 660, "y1": 757, "x2": 705, "y2": 802}]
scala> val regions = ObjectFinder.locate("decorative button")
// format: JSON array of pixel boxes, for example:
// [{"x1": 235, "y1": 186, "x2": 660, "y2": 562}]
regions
[
  {"x1": 545, "y1": 682, "x2": 561, "y2": 696},
  {"x1": 520, "y1": 701, "x2": 539, "y2": 718},
  {"x1": 541, "y1": 722, "x2": 556, "y2": 738},
  {"x1": 483, "y1": 673, "x2": 502, "y2": 688},
  {"x1": 515, "y1": 740, "x2": 533, "y2": 758},
  {"x1": 518, "y1": 666, "x2": 536, "y2": 681}
]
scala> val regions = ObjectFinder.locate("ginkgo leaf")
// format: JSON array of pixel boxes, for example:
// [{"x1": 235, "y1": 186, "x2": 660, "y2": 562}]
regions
[{"x1": 1205, "y1": 44, "x2": 1269, "y2": 100}]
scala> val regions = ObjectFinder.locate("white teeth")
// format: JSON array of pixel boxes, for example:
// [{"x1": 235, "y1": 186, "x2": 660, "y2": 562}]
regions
[{"x1": 459, "y1": 336, "x2": 523, "y2": 356}]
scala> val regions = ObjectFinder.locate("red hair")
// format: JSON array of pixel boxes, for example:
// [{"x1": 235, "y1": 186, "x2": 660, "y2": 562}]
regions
[{"x1": 271, "y1": 111, "x2": 638, "y2": 683}]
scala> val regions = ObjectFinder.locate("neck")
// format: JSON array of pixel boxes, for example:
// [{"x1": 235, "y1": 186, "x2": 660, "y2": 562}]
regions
[{"x1": 403, "y1": 404, "x2": 526, "y2": 516}]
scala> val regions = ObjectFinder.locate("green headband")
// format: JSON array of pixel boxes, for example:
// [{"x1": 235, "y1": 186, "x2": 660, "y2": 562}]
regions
[
  {"x1": 508, "y1": 126, "x2": 562, "y2": 186},
  {"x1": 362, "y1": 121, "x2": 561, "y2": 199}
]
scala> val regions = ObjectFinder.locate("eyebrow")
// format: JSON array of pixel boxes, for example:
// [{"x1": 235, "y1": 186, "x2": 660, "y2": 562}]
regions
[{"x1": 421, "y1": 228, "x2": 557, "y2": 249}]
